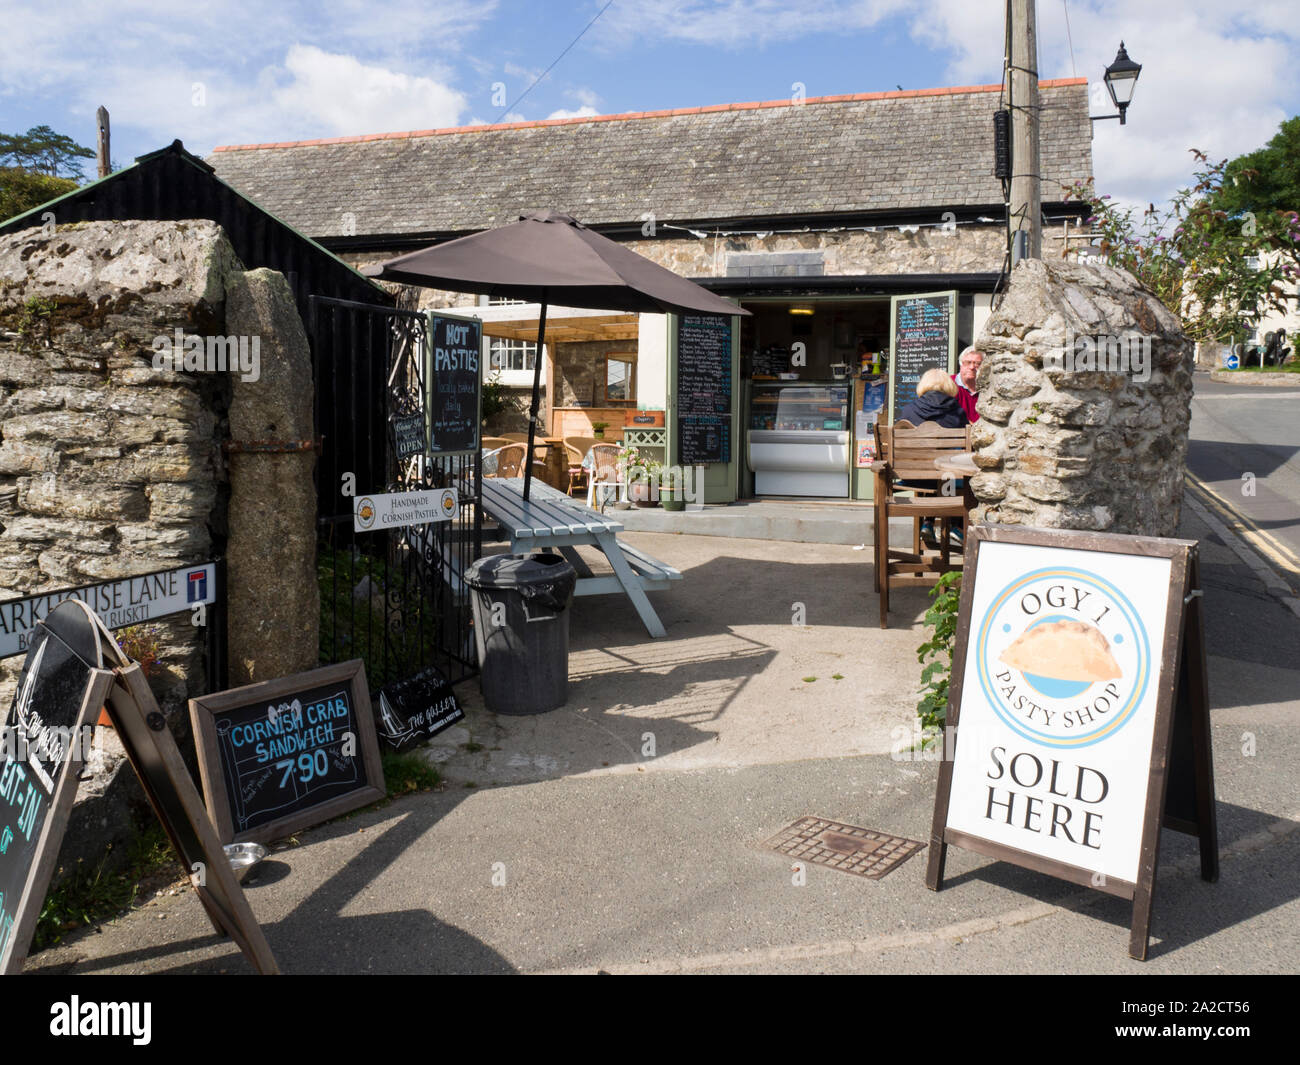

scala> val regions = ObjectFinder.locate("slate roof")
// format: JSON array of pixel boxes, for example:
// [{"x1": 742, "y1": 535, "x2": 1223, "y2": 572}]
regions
[{"x1": 209, "y1": 80, "x2": 1091, "y2": 240}]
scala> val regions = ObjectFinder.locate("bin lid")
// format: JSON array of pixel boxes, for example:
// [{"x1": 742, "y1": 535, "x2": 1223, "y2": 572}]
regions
[{"x1": 464, "y1": 552, "x2": 577, "y2": 590}]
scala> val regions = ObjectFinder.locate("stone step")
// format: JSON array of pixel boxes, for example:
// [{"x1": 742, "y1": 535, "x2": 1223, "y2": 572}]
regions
[{"x1": 609, "y1": 500, "x2": 959, "y2": 546}]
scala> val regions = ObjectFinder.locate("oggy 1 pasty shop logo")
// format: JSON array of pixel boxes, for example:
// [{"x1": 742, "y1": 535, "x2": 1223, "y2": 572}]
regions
[{"x1": 976, "y1": 567, "x2": 1151, "y2": 749}]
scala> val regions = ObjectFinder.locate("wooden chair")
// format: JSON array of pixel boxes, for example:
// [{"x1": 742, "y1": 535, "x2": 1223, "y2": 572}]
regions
[
  {"x1": 481, "y1": 436, "x2": 512, "y2": 452},
  {"x1": 873, "y1": 419, "x2": 972, "y2": 629},
  {"x1": 586, "y1": 443, "x2": 625, "y2": 508},
  {"x1": 500, "y1": 432, "x2": 530, "y2": 443}
]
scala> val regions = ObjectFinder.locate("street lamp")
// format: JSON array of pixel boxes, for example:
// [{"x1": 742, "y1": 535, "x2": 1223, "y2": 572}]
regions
[{"x1": 1093, "y1": 41, "x2": 1142, "y2": 125}]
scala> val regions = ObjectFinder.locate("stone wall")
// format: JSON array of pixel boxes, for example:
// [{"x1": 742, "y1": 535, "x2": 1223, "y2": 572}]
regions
[
  {"x1": 553, "y1": 339, "x2": 638, "y2": 408},
  {"x1": 970, "y1": 258, "x2": 1192, "y2": 536},
  {"x1": 0, "y1": 219, "x2": 319, "y2": 874}
]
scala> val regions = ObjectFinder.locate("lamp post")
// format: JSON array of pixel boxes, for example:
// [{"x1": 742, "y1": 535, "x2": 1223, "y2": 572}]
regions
[{"x1": 1092, "y1": 42, "x2": 1142, "y2": 125}]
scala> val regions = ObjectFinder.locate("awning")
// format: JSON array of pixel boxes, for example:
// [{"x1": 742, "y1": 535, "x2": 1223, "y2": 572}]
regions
[{"x1": 468, "y1": 302, "x2": 642, "y2": 343}]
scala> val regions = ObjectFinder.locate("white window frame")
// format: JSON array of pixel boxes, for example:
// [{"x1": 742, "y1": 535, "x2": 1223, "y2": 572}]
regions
[{"x1": 478, "y1": 296, "x2": 547, "y2": 387}]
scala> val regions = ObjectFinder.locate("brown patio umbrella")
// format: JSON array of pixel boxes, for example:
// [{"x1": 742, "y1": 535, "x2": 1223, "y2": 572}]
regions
[{"x1": 364, "y1": 210, "x2": 749, "y2": 500}]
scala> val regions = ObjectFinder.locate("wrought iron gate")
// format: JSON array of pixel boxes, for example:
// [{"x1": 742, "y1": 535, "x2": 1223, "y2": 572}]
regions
[{"x1": 310, "y1": 296, "x2": 482, "y2": 688}]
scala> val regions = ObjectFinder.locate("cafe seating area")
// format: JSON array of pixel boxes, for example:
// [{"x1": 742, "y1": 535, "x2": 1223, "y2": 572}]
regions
[{"x1": 871, "y1": 419, "x2": 973, "y2": 629}]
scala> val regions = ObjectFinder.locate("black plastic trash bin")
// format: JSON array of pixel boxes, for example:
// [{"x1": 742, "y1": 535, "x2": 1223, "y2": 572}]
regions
[{"x1": 464, "y1": 552, "x2": 578, "y2": 715}]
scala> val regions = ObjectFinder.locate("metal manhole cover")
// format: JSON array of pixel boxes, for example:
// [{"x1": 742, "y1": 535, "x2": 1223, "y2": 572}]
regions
[{"x1": 764, "y1": 817, "x2": 925, "y2": 880}]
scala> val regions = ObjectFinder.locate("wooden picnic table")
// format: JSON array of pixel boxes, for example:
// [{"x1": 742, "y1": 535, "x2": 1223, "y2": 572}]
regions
[{"x1": 477, "y1": 477, "x2": 681, "y2": 638}]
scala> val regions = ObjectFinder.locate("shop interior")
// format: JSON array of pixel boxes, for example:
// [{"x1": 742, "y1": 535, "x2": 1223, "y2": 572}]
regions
[{"x1": 739, "y1": 298, "x2": 893, "y2": 501}]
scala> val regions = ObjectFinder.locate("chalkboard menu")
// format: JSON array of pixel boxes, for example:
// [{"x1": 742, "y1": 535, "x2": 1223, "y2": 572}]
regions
[
  {"x1": 751, "y1": 346, "x2": 792, "y2": 377},
  {"x1": 190, "y1": 661, "x2": 386, "y2": 845},
  {"x1": 427, "y1": 312, "x2": 482, "y2": 454},
  {"x1": 680, "y1": 418, "x2": 731, "y2": 465},
  {"x1": 677, "y1": 314, "x2": 733, "y2": 464},
  {"x1": 888, "y1": 291, "x2": 956, "y2": 422},
  {"x1": 376, "y1": 666, "x2": 463, "y2": 752},
  {"x1": 0, "y1": 602, "x2": 111, "y2": 973}
]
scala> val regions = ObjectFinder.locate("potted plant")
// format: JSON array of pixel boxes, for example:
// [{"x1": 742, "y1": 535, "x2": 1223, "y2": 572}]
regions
[
  {"x1": 620, "y1": 446, "x2": 660, "y2": 506},
  {"x1": 591, "y1": 421, "x2": 609, "y2": 440},
  {"x1": 659, "y1": 467, "x2": 686, "y2": 511}
]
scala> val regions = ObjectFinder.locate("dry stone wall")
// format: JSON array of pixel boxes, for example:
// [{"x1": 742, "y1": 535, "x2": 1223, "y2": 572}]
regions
[
  {"x1": 970, "y1": 258, "x2": 1192, "y2": 536},
  {"x1": 0, "y1": 219, "x2": 318, "y2": 874}
]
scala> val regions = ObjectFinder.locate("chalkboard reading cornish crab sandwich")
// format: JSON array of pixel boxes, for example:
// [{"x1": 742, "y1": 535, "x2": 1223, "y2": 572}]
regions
[
  {"x1": 677, "y1": 314, "x2": 733, "y2": 465},
  {"x1": 888, "y1": 291, "x2": 955, "y2": 423},
  {"x1": 190, "y1": 661, "x2": 386, "y2": 845}
]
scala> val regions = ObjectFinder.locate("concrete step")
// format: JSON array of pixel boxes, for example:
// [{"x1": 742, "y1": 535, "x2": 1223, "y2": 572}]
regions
[{"x1": 611, "y1": 499, "x2": 959, "y2": 546}]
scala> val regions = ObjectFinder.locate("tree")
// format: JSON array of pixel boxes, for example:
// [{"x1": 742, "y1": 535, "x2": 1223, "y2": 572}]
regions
[
  {"x1": 0, "y1": 168, "x2": 77, "y2": 221},
  {"x1": 0, "y1": 125, "x2": 95, "y2": 179},
  {"x1": 1209, "y1": 116, "x2": 1300, "y2": 219},
  {"x1": 1064, "y1": 151, "x2": 1300, "y2": 346}
]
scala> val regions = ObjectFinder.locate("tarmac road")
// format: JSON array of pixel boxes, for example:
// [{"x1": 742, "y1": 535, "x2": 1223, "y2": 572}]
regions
[{"x1": 1188, "y1": 373, "x2": 1300, "y2": 593}]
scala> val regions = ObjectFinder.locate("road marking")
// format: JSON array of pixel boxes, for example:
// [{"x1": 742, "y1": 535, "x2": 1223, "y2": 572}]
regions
[{"x1": 1185, "y1": 473, "x2": 1300, "y2": 608}]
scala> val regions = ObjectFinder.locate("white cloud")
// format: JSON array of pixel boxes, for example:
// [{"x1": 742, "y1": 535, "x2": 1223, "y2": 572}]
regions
[
  {"x1": 546, "y1": 105, "x2": 600, "y2": 120},
  {"x1": 271, "y1": 45, "x2": 468, "y2": 137},
  {"x1": 0, "y1": 0, "x2": 493, "y2": 150},
  {"x1": 902, "y1": 1, "x2": 1300, "y2": 213},
  {"x1": 594, "y1": 0, "x2": 908, "y2": 49}
]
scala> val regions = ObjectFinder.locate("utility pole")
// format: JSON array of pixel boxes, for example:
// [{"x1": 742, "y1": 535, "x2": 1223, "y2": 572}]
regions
[
  {"x1": 1007, "y1": 0, "x2": 1041, "y2": 262},
  {"x1": 96, "y1": 106, "x2": 110, "y2": 179}
]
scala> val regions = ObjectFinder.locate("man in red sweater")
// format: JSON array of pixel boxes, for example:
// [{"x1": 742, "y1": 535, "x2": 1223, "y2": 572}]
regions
[{"x1": 952, "y1": 347, "x2": 984, "y2": 423}]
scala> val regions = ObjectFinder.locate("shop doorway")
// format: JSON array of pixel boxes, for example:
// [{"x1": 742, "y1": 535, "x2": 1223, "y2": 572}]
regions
[{"x1": 739, "y1": 297, "x2": 891, "y2": 501}]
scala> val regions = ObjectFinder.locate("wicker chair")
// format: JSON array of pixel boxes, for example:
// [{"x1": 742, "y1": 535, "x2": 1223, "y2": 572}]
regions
[
  {"x1": 488, "y1": 443, "x2": 547, "y2": 480},
  {"x1": 586, "y1": 442, "x2": 625, "y2": 508}
]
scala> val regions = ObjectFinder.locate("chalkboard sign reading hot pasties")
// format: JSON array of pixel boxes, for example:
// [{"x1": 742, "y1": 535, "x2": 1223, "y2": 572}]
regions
[
  {"x1": 677, "y1": 314, "x2": 733, "y2": 464},
  {"x1": 427, "y1": 312, "x2": 482, "y2": 454},
  {"x1": 890, "y1": 292, "x2": 955, "y2": 422},
  {"x1": 190, "y1": 661, "x2": 386, "y2": 845}
]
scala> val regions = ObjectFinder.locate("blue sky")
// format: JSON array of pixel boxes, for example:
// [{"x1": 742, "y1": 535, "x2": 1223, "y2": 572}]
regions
[{"x1": 2, "y1": 0, "x2": 1298, "y2": 213}]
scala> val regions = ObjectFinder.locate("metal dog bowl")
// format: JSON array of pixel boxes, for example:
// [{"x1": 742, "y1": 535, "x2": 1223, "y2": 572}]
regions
[{"x1": 223, "y1": 842, "x2": 268, "y2": 882}]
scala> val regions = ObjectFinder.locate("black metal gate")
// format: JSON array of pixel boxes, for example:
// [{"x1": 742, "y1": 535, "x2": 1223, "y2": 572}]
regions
[{"x1": 310, "y1": 295, "x2": 482, "y2": 688}]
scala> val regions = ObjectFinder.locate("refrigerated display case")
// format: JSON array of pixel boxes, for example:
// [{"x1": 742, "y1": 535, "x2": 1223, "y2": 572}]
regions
[{"x1": 747, "y1": 383, "x2": 849, "y2": 496}]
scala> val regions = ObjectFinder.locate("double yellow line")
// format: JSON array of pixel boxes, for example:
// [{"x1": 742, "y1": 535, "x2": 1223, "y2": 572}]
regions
[{"x1": 1185, "y1": 472, "x2": 1300, "y2": 589}]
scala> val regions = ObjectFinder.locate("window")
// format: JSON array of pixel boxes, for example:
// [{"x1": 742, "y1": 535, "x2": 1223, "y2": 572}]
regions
[
  {"x1": 488, "y1": 338, "x2": 537, "y2": 372},
  {"x1": 478, "y1": 296, "x2": 544, "y2": 384},
  {"x1": 605, "y1": 354, "x2": 636, "y2": 404}
]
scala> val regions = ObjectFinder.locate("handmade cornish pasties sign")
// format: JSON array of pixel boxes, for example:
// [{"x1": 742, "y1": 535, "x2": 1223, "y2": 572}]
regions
[{"x1": 944, "y1": 541, "x2": 1172, "y2": 885}]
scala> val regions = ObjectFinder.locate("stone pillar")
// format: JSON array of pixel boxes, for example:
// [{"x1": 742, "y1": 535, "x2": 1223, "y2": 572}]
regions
[
  {"x1": 971, "y1": 259, "x2": 1192, "y2": 537},
  {"x1": 223, "y1": 269, "x2": 319, "y2": 684}
]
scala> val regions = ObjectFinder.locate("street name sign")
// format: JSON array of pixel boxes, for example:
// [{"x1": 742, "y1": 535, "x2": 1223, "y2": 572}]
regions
[
  {"x1": 0, "y1": 562, "x2": 217, "y2": 660},
  {"x1": 926, "y1": 525, "x2": 1217, "y2": 961}
]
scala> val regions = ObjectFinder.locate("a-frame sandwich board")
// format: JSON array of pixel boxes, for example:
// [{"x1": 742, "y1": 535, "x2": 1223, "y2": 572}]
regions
[
  {"x1": 925, "y1": 525, "x2": 1217, "y2": 961},
  {"x1": 1, "y1": 599, "x2": 278, "y2": 974}
]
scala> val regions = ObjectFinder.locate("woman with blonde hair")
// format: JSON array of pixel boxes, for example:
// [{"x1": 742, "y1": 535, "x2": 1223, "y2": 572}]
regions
[{"x1": 897, "y1": 367, "x2": 967, "y2": 429}]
